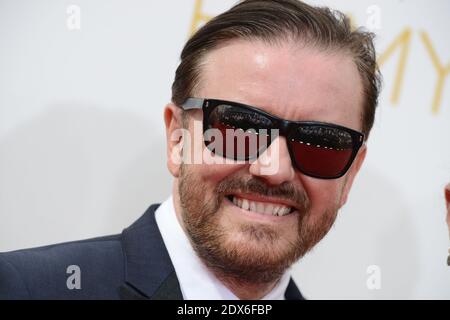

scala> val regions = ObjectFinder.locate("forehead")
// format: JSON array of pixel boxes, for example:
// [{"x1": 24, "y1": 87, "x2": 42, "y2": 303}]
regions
[{"x1": 196, "y1": 39, "x2": 364, "y2": 131}]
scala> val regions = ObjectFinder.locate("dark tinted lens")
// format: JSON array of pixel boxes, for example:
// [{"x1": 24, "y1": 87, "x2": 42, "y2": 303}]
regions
[
  {"x1": 290, "y1": 125, "x2": 355, "y2": 177},
  {"x1": 204, "y1": 104, "x2": 273, "y2": 160}
]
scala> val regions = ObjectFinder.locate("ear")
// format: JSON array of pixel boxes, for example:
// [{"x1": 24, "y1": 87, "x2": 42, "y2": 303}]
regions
[
  {"x1": 164, "y1": 103, "x2": 185, "y2": 178},
  {"x1": 445, "y1": 184, "x2": 450, "y2": 235},
  {"x1": 445, "y1": 183, "x2": 450, "y2": 208},
  {"x1": 339, "y1": 144, "x2": 367, "y2": 208},
  {"x1": 445, "y1": 184, "x2": 450, "y2": 218}
]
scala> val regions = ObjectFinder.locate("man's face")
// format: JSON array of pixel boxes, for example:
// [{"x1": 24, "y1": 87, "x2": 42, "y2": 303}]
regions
[{"x1": 166, "y1": 39, "x2": 367, "y2": 283}]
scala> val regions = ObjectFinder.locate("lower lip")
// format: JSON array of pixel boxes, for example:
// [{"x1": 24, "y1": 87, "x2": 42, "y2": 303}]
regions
[{"x1": 223, "y1": 196, "x2": 298, "y2": 223}]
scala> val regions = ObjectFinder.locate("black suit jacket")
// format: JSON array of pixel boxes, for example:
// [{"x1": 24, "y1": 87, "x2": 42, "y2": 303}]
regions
[{"x1": 0, "y1": 204, "x2": 304, "y2": 299}]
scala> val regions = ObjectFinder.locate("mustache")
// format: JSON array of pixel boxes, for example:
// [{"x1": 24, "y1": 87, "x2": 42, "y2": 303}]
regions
[{"x1": 215, "y1": 176, "x2": 311, "y2": 213}]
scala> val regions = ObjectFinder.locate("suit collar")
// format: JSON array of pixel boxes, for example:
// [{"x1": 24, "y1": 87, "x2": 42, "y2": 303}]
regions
[{"x1": 119, "y1": 203, "x2": 183, "y2": 300}]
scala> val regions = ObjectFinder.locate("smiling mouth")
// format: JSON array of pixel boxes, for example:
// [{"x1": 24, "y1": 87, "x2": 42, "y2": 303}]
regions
[{"x1": 226, "y1": 195, "x2": 294, "y2": 217}]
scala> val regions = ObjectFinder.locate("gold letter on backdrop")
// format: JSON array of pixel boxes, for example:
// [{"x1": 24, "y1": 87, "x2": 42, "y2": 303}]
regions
[
  {"x1": 378, "y1": 28, "x2": 412, "y2": 106},
  {"x1": 190, "y1": 0, "x2": 213, "y2": 36},
  {"x1": 420, "y1": 31, "x2": 450, "y2": 114}
]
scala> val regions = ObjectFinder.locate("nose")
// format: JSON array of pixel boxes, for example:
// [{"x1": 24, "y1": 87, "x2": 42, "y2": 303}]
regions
[{"x1": 249, "y1": 136, "x2": 295, "y2": 185}]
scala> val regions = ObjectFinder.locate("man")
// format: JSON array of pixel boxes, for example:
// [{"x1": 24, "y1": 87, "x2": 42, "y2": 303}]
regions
[{"x1": 0, "y1": 0, "x2": 381, "y2": 299}]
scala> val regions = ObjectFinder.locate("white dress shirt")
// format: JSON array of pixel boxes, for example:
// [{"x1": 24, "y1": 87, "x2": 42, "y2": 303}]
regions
[{"x1": 155, "y1": 196, "x2": 291, "y2": 300}]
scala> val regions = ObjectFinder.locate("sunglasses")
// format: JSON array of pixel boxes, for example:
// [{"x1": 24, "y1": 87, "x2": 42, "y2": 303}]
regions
[{"x1": 180, "y1": 98, "x2": 365, "y2": 179}]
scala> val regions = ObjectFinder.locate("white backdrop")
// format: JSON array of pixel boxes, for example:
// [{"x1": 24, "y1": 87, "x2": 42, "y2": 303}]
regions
[{"x1": 0, "y1": 0, "x2": 449, "y2": 299}]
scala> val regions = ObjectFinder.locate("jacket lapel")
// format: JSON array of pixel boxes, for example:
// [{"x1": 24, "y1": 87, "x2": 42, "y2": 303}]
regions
[
  {"x1": 119, "y1": 203, "x2": 183, "y2": 300},
  {"x1": 284, "y1": 278, "x2": 305, "y2": 300}
]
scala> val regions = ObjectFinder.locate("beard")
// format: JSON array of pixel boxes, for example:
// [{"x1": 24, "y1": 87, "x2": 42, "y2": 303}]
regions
[{"x1": 178, "y1": 164, "x2": 339, "y2": 285}]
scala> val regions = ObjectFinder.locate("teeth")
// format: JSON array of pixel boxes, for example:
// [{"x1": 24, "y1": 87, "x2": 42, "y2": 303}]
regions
[
  {"x1": 273, "y1": 206, "x2": 280, "y2": 216},
  {"x1": 256, "y1": 202, "x2": 264, "y2": 213},
  {"x1": 279, "y1": 207, "x2": 289, "y2": 216},
  {"x1": 264, "y1": 204, "x2": 274, "y2": 215},
  {"x1": 242, "y1": 199, "x2": 249, "y2": 210},
  {"x1": 230, "y1": 196, "x2": 292, "y2": 216}
]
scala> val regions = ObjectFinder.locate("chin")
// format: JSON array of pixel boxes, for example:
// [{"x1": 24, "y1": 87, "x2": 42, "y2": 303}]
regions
[{"x1": 219, "y1": 219, "x2": 296, "y2": 256}]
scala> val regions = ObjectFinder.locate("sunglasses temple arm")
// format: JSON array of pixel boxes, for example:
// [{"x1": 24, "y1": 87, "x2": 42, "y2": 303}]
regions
[{"x1": 181, "y1": 98, "x2": 205, "y2": 110}]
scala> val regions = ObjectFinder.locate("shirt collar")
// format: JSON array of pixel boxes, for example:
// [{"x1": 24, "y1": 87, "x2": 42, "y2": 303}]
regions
[{"x1": 155, "y1": 196, "x2": 291, "y2": 300}]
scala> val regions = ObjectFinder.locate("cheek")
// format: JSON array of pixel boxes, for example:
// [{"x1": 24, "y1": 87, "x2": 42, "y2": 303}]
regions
[
  {"x1": 300, "y1": 175, "x2": 344, "y2": 214},
  {"x1": 187, "y1": 124, "x2": 248, "y2": 186},
  {"x1": 189, "y1": 162, "x2": 248, "y2": 188}
]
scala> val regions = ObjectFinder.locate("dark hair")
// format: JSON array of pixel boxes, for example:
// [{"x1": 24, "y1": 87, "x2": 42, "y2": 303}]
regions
[{"x1": 171, "y1": 0, "x2": 382, "y2": 137}]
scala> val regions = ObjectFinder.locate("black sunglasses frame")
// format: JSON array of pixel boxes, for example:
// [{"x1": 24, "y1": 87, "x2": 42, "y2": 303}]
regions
[{"x1": 181, "y1": 97, "x2": 365, "y2": 179}]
